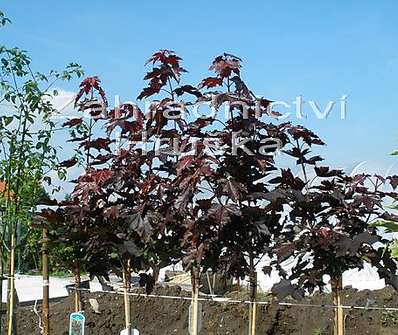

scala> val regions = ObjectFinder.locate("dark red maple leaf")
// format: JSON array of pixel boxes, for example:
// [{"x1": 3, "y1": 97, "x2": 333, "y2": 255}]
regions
[
  {"x1": 174, "y1": 85, "x2": 202, "y2": 98},
  {"x1": 137, "y1": 83, "x2": 162, "y2": 100},
  {"x1": 388, "y1": 175, "x2": 398, "y2": 190},
  {"x1": 90, "y1": 153, "x2": 113, "y2": 166},
  {"x1": 176, "y1": 156, "x2": 195, "y2": 175},
  {"x1": 59, "y1": 157, "x2": 78, "y2": 168},
  {"x1": 198, "y1": 77, "x2": 223, "y2": 89},
  {"x1": 103, "y1": 205, "x2": 122, "y2": 220},
  {"x1": 75, "y1": 76, "x2": 108, "y2": 107},
  {"x1": 80, "y1": 138, "x2": 114, "y2": 152},
  {"x1": 288, "y1": 125, "x2": 325, "y2": 146},
  {"x1": 272, "y1": 279, "x2": 304, "y2": 300},
  {"x1": 315, "y1": 166, "x2": 343, "y2": 177},
  {"x1": 62, "y1": 118, "x2": 83, "y2": 127},
  {"x1": 221, "y1": 179, "x2": 247, "y2": 202},
  {"x1": 145, "y1": 50, "x2": 180, "y2": 66},
  {"x1": 209, "y1": 53, "x2": 241, "y2": 78},
  {"x1": 79, "y1": 168, "x2": 114, "y2": 185},
  {"x1": 90, "y1": 169, "x2": 114, "y2": 184}
]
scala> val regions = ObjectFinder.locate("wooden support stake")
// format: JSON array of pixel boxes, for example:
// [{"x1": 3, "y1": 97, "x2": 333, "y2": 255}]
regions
[
  {"x1": 206, "y1": 270, "x2": 215, "y2": 296},
  {"x1": 123, "y1": 259, "x2": 131, "y2": 335},
  {"x1": 191, "y1": 267, "x2": 200, "y2": 335},
  {"x1": 248, "y1": 269, "x2": 257, "y2": 335},
  {"x1": 42, "y1": 228, "x2": 50, "y2": 335},
  {"x1": 7, "y1": 229, "x2": 16, "y2": 335},
  {"x1": 74, "y1": 262, "x2": 82, "y2": 312},
  {"x1": 331, "y1": 276, "x2": 344, "y2": 335},
  {"x1": 251, "y1": 297, "x2": 257, "y2": 335},
  {"x1": 5, "y1": 255, "x2": 11, "y2": 335},
  {"x1": 0, "y1": 242, "x2": 3, "y2": 335}
]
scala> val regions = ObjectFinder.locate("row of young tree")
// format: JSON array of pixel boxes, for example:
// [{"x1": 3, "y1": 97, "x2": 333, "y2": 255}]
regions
[
  {"x1": 35, "y1": 50, "x2": 398, "y2": 335},
  {"x1": 1, "y1": 9, "x2": 398, "y2": 335}
]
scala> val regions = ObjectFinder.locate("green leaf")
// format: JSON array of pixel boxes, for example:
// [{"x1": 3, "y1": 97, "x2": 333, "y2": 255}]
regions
[
  {"x1": 57, "y1": 170, "x2": 66, "y2": 181},
  {"x1": 391, "y1": 241, "x2": 398, "y2": 259},
  {"x1": 43, "y1": 176, "x2": 52, "y2": 185},
  {"x1": 3, "y1": 116, "x2": 13, "y2": 126},
  {"x1": 371, "y1": 220, "x2": 398, "y2": 233},
  {"x1": 385, "y1": 204, "x2": 398, "y2": 210}
]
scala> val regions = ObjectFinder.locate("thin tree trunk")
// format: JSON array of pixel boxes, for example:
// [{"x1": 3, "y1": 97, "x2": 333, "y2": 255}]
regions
[
  {"x1": 205, "y1": 271, "x2": 213, "y2": 296},
  {"x1": 42, "y1": 228, "x2": 49, "y2": 335},
  {"x1": 5, "y1": 255, "x2": 10, "y2": 335},
  {"x1": 74, "y1": 262, "x2": 82, "y2": 312},
  {"x1": 122, "y1": 259, "x2": 131, "y2": 335},
  {"x1": 190, "y1": 266, "x2": 200, "y2": 335},
  {"x1": 152, "y1": 264, "x2": 160, "y2": 283},
  {"x1": 7, "y1": 228, "x2": 16, "y2": 335},
  {"x1": 0, "y1": 245, "x2": 3, "y2": 335},
  {"x1": 16, "y1": 223, "x2": 21, "y2": 275},
  {"x1": 248, "y1": 256, "x2": 257, "y2": 335},
  {"x1": 331, "y1": 276, "x2": 344, "y2": 335}
]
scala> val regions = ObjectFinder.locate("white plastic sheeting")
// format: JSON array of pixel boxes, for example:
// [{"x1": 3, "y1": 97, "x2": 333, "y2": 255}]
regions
[
  {"x1": 254, "y1": 258, "x2": 385, "y2": 293},
  {"x1": 1, "y1": 274, "x2": 69, "y2": 303}
]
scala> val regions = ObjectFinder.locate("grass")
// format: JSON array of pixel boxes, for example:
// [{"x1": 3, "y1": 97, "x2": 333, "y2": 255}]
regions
[
  {"x1": 224, "y1": 288, "x2": 270, "y2": 301},
  {"x1": 24, "y1": 270, "x2": 78, "y2": 278},
  {"x1": 382, "y1": 311, "x2": 398, "y2": 325}
]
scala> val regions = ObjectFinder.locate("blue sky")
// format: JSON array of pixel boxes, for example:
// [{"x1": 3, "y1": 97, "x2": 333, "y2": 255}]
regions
[{"x1": 2, "y1": 1, "x2": 398, "y2": 176}]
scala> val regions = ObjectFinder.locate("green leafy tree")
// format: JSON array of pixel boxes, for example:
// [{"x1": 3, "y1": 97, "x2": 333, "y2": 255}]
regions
[
  {"x1": 372, "y1": 176, "x2": 398, "y2": 258},
  {"x1": 0, "y1": 9, "x2": 83, "y2": 333}
]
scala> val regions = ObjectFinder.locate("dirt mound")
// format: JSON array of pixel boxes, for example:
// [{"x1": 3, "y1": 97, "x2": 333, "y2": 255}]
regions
[{"x1": 4, "y1": 285, "x2": 398, "y2": 334}]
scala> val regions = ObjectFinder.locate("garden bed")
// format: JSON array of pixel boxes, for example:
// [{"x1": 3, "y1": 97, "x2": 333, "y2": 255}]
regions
[{"x1": 3, "y1": 285, "x2": 398, "y2": 334}]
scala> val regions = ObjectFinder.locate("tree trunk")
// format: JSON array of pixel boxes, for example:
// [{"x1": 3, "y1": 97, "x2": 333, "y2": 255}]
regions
[
  {"x1": 42, "y1": 228, "x2": 50, "y2": 335},
  {"x1": 6, "y1": 228, "x2": 16, "y2": 335},
  {"x1": 74, "y1": 262, "x2": 82, "y2": 312},
  {"x1": 190, "y1": 266, "x2": 200, "y2": 335},
  {"x1": 331, "y1": 276, "x2": 344, "y2": 335},
  {"x1": 16, "y1": 222, "x2": 21, "y2": 274},
  {"x1": 5, "y1": 254, "x2": 10, "y2": 335},
  {"x1": 152, "y1": 264, "x2": 160, "y2": 283},
  {"x1": 248, "y1": 256, "x2": 257, "y2": 335},
  {"x1": 0, "y1": 245, "x2": 3, "y2": 335},
  {"x1": 122, "y1": 259, "x2": 131, "y2": 335}
]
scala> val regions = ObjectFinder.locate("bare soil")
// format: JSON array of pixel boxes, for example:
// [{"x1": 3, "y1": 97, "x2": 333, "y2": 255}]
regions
[{"x1": 3, "y1": 285, "x2": 398, "y2": 334}]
